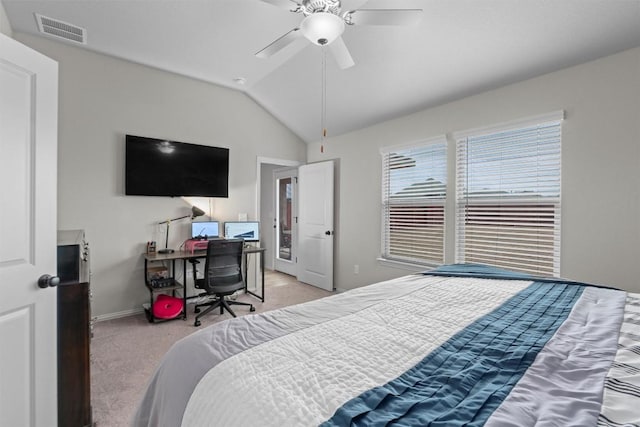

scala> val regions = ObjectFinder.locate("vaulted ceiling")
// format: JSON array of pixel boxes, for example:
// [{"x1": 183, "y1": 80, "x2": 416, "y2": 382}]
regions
[{"x1": 4, "y1": 0, "x2": 640, "y2": 143}]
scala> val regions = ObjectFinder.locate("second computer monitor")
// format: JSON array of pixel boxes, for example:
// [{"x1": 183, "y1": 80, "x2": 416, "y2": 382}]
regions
[{"x1": 224, "y1": 221, "x2": 260, "y2": 242}]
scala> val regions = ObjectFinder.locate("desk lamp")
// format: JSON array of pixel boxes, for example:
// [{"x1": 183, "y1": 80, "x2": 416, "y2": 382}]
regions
[{"x1": 158, "y1": 206, "x2": 205, "y2": 254}]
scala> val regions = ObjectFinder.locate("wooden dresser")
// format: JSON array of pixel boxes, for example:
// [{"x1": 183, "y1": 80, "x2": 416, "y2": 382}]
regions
[
  {"x1": 57, "y1": 230, "x2": 93, "y2": 426},
  {"x1": 58, "y1": 281, "x2": 92, "y2": 426}
]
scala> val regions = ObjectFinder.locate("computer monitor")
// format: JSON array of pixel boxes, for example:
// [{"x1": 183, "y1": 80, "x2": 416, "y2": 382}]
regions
[
  {"x1": 224, "y1": 221, "x2": 260, "y2": 242},
  {"x1": 191, "y1": 221, "x2": 219, "y2": 239}
]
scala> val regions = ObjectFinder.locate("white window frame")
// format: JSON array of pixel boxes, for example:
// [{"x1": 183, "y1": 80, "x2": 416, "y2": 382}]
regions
[
  {"x1": 380, "y1": 136, "x2": 447, "y2": 267},
  {"x1": 453, "y1": 111, "x2": 564, "y2": 276}
]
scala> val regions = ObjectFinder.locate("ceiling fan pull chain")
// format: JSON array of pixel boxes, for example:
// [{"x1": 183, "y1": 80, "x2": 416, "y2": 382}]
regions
[{"x1": 321, "y1": 47, "x2": 327, "y2": 153}]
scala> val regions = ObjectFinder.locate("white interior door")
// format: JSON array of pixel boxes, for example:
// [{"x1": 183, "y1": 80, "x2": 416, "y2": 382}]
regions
[
  {"x1": 0, "y1": 34, "x2": 59, "y2": 425},
  {"x1": 297, "y1": 161, "x2": 334, "y2": 291},
  {"x1": 274, "y1": 168, "x2": 297, "y2": 276}
]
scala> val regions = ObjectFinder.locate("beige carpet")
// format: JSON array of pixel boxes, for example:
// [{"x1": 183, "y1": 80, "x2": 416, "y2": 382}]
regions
[{"x1": 90, "y1": 270, "x2": 332, "y2": 427}]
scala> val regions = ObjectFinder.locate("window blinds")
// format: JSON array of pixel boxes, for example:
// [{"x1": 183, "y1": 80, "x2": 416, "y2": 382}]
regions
[
  {"x1": 455, "y1": 113, "x2": 563, "y2": 276},
  {"x1": 381, "y1": 138, "x2": 447, "y2": 265}
]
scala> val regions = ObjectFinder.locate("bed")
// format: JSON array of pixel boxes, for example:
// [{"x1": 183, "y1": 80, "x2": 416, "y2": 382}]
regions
[{"x1": 132, "y1": 264, "x2": 640, "y2": 426}]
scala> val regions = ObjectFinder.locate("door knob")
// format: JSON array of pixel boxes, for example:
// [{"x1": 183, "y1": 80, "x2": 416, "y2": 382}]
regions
[
  {"x1": 38, "y1": 274, "x2": 60, "y2": 289},
  {"x1": 325, "y1": 230, "x2": 332, "y2": 236}
]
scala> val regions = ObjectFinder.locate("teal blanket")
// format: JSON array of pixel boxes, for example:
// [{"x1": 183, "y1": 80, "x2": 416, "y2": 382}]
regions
[{"x1": 322, "y1": 269, "x2": 584, "y2": 426}]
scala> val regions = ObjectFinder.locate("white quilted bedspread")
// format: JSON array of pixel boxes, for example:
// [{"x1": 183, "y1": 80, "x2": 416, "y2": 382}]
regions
[{"x1": 181, "y1": 275, "x2": 529, "y2": 427}]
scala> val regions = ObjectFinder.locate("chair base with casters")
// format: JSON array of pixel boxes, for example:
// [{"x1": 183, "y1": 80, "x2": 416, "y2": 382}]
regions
[{"x1": 193, "y1": 294, "x2": 255, "y2": 326}]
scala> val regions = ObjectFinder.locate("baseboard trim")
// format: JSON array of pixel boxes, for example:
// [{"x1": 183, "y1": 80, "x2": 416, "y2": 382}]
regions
[{"x1": 95, "y1": 307, "x2": 144, "y2": 322}]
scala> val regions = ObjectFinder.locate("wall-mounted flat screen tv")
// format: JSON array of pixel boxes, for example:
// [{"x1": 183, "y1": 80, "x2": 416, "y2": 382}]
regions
[{"x1": 125, "y1": 135, "x2": 229, "y2": 197}]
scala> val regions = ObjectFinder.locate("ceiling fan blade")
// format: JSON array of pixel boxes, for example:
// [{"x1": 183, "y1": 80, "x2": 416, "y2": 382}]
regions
[
  {"x1": 328, "y1": 36, "x2": 355, "y2": 69},
  {"x1": 260, "y1": 0, "x2": 300, "y2": 10},
  {"x1": 255, "y1": 28, "x2": 303, "y2": 58},
  {"x1": 346, "y1": 9, "x2": 423, "y2": 26}
]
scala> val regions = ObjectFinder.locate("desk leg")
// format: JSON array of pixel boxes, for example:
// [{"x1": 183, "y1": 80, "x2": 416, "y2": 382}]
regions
[
  {"x1": 260, "y1": 250, "x2": 264, "y2": 302},
  {"x1": 243, "y1": 252, "x2": 248, "y2": 295},
  {"x1": 182, "y1": 258, "x2": 187, "y2": 320},
  {"x1": 245, "y1": 251, "x2": 265, "y2": 303},
  {"x1": 144, "y1": 258, "x2": 154, "y2": 323}
]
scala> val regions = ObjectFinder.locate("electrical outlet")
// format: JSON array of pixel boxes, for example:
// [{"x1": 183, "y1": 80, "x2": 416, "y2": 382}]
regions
[{"x1": 354, "y1": 264, "x2": 359, "y2": 274}]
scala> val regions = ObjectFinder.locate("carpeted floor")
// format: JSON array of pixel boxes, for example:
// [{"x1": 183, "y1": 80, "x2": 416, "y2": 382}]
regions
[{"x1": 90, "y1": 270, "x2": 332, "y2": 427}]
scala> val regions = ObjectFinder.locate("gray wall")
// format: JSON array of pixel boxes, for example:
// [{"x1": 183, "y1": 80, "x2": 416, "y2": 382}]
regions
[
  {"x1": 309, "y1": 47, "x2": 640, "y2": 293},
  {"x1": 0, "y1": 0, "x2": 12, "y2": 37},
  {"x1": 15, "y1": 32, "x2": 307, "y2": 318}
]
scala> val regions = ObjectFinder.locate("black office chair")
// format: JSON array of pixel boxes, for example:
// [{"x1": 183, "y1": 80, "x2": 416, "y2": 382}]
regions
[{"x1": 192, "y1": 239, "x2": 255, "y2": 327}]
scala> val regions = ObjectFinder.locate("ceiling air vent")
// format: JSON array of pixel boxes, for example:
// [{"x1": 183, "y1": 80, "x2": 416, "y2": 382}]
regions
[{"x1": 35, "y1": 13, "x2": 86, "y2": 44}]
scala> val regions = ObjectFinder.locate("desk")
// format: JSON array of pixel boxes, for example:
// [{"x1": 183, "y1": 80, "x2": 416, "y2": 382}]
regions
[{"x1": 143, "y1": 247, "x2": 265, "y2": 322}]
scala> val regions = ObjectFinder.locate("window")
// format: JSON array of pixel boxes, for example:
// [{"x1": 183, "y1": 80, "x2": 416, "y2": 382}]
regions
[
  {"x1": 454, "y1": 112, "x2": 563, "y2": 276},
  {"x1": 381, "y1": 137, "x2": 447, "y2": 265}
]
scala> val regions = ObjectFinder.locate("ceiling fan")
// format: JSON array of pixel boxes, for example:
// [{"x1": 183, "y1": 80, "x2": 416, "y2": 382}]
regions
[{"x1": 255, "y1": 0, "x2": 423, "y2": 69}]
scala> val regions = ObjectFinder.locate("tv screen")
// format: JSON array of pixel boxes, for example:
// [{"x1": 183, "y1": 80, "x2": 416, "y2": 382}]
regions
[
  {"x1": 224, "y1": 221, "x2": 260, "y2": 242},
  {"x1": 125, "y1": 135, "x2": 229, "y2": 197}
]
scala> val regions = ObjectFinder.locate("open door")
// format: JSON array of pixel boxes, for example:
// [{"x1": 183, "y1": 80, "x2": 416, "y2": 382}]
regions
[
  {"x1": 0, "y1": 34, "x2": 59, "y2": 425},
  {"x1": 297, "y1": 161, "x2": 334, "y2": 291}
]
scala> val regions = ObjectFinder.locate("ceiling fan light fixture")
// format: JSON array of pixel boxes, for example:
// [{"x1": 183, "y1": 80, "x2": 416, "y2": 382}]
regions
[{"x1": 300, "y1": 12, "x2": 345, "y2": 46}]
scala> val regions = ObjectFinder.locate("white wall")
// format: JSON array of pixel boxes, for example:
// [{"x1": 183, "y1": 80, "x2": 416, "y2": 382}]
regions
[
  {"x1": 15, "y1": 33, "x2": 307, "y2": 318},
  {"x1": 0, "y1": 1, "x2": 12, "y2": 37},
  {"x1": 309, "y1": 47, "x2": 640, "y2": 293}
]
